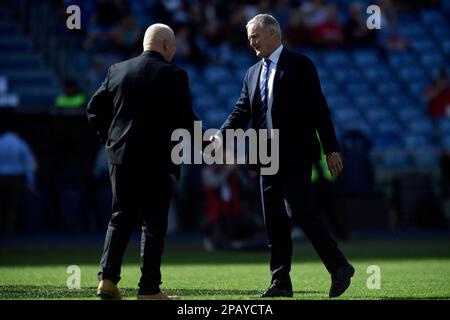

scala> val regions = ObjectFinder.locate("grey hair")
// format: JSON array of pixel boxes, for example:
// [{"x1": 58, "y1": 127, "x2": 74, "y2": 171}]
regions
[{"x1": 246, "y1": 14, "x2": 281, "y2": 38}]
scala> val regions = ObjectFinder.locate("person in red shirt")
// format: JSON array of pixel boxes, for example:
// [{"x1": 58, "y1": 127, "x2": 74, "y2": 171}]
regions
[
  {"x1": 426, "y1": 69, "x2": 450, "y2": 118},
  {"x1": 312, "y1": 5, "x2": 344, "y2": 49}
]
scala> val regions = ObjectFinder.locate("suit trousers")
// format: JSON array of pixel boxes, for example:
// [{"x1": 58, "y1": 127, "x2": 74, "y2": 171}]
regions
[
  {"x1": 260, "y1": 165, "x2": 348, "y2": 289},
  {"x1": 98, "y1": 163, "x2": 173, "y2": 294}
]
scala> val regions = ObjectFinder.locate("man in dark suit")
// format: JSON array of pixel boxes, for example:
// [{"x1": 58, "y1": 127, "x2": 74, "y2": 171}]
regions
[
  {"x1": 212, "y1": 14, "x2": 354, "y2": 298},
  {"x1": 87, "y1": 23, "x2": 198, "y2": 300}
]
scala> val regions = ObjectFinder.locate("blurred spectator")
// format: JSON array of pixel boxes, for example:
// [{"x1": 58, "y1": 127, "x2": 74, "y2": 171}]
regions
[
  {"x1": 299, "y1": 0, "x2": 327, "y2": 28},
  {"x1": 284, "y1": 10, "x2": 311, "y2": 48},
  {"x1": 377, "y1": 0, "x2": 410, "y2": 51},
  {"x1": 311, "y1": 5, "x2": 344, "y2": 49},
  {"x1": 226, "y1": 5, "x2": 250, "y2": 50},
  {"x1": 200, "y1": 21, "x2": 226, "y2": 63},
  {"x1": 94, "y1": 0, "x2": 130, "y2": 27},
  {"x1": 201, "y1": 164, "x2": 262, "y2": 250},
  {"x1": 93, "y1": 146, "x2": 109, "y2": 184},
  {"x1": 338, "y1": 129, "x2": 374, "y2": 195},
  {"x1": 175, "y1": 24, "x2": 204, "y2": 65},
  {"x1": 425, "y1": 69, "x2": 450, "y2": 118},
  {"x1": 112, "y1": 14, "x2": 142, "y2": 58},
  {"x1": 84, "y1": 0, "x2": 130, "y2": 52},
  {"x1": 54, "y1": 79, "x2": 87, "y2": 109},
  {"x1": 271, "y1": 0, "x2": 291, "y2": 31},
  {"x1": 442, "y1": 151, "x2": 450, "y2": 199},
  {"x1": 0, "y1": 108, "x2": 36, "y2": 234},
  {"x1": 312, "y1": 150, "x2": 349, "y2": 240},
  {"x1": 344, "y1": 2, "x2": 377, "y2": 47}
]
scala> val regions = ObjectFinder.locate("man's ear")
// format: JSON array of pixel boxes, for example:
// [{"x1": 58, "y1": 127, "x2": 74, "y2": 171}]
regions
[
  {"x1": 163, "y1": 39, "x2": 169, "y2": 51},
  {"x1": 269, "y1": 28, "x2": 275, "y2": 37}
]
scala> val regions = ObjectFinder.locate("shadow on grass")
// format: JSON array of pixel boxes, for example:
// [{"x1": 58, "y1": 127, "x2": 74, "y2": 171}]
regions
[
  {"x1": 1, "y1": 240, "x2": 450, "y2": 266},
  {"x1": 0, "y1": 285, "x2": 324, "y2": 300},
  {"x1": 2, "y1": 285, "x2": 448, "y2": 300}
]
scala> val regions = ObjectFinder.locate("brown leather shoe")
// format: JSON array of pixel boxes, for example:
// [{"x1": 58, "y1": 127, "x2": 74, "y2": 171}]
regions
[
  {"x1": 97, "y1": 280, "x2": 121, "y2": 300},
  {"x1": 137, "y1": 291, "x2": 179, "y2": 300}
]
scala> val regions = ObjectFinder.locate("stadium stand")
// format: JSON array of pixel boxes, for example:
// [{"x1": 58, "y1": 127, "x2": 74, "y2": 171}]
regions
[{"x1": 0, "y1": 0, "x2": 448, "y2": 233}]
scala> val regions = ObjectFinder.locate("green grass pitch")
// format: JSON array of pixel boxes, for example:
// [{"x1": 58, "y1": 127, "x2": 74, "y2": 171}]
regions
[{"x1": 1, "y1": 239, "x2": 449, "y2": 300}]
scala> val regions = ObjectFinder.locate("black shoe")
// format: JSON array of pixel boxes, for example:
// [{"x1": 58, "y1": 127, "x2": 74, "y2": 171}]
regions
[
  {"x1": 260, "y1": 282, "x2": 293, "y2": 298},
  {"x1": 329, "y1": 264, "x2": 355, "y2": 298}
]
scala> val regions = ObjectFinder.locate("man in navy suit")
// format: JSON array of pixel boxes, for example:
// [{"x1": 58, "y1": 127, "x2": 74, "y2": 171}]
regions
[{"x1": 212, "y1": 14, "x2": 354, "y2": 298}]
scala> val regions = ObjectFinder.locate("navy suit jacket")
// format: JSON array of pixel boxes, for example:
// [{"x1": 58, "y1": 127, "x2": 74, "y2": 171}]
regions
[{"x1": 220, "y1": 48, "x2": 340, "y2": 170}]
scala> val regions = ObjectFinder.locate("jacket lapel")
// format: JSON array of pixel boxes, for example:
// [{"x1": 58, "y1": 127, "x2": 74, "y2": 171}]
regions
[
  {"x1": 272, "y1": 48, "x2": 286, "y2": 110},
  {"x1": 249, "y1": 61, "x2": 263, "y2": 109}
]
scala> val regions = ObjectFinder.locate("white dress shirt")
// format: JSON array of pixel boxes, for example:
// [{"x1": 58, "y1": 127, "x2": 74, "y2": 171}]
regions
[{"x1": 259, "y1": 44, "x2": 283, "y2": 132}]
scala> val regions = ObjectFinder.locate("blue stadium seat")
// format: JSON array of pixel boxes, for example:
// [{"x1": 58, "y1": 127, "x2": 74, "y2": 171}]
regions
[
  {"x1": 376, "y1": 81, "x2": 402, "y2": 96},
  {"x1": 0, "y1": 37, "x2": 33, "y2": 52},
  {"x1": 345, "y1": 82, "x2": 370, "y2": 96},
  {"x1": 333, "y1": 107, "x2": 361, "y2": 123},
  {"x1": 387, "y1": 52, "x2": 416, "y2": 70},
  {"x1": 441, "y1": 134, "x2": 450, "y2": 151},
  {"x1": 351, "y1": 49, "x2": 380, "y2": 67},
  {"x1": 190, "y1": 82, "x2": 211, "y2": 97},
  {"x1": 380, "y1": 149, "x2": 411, "y2": 169},
  {"x1": 322, "y1": 51, "x2": 351, "y2": 67},
  {"x1": 316, "y1": 65, "x2": 330, "y2": 81},
  {"x1": 411, "y1": 38, "x2": 437, "y2": 53},
  {"x1": 230, "y1": 51, "x2": 255, "y2": 70},
  {"x1": 216, "y1": 83, "x2": 241, "y2": 100},
  {"x1": 204, "y1": 110, "x2": 229, "y2": 129},
  {"x1": 407, "y1": 81, "x2": 427, "y2": 100},
  {"x1": 407, "y1": 119, "x2": 434, "y2": 135},
  {"x1": 420, "y1": 53, "x2": 446, "y2": 69},
  {"x1": 363, "y1": 66, "x2": 393, "y2": 82},
  {"x1": 374, "y1": 120, "x2": 403, "y2": 134},
  {"x1": 193, "y1": 94, "x2": 217, "y2": 113},
  {"x1": 354, "y1": 94, "x2": 382, "y2": 109},
  {"x1": 333, "y1": 68, "x2": 361, "y2": 83},
  {"x1": 178, "y1": 64, "x2": 199, "y2": 82},
  {"x1": 403, "y1": 134, "x2": 433, "y2": 150},
  {"x1": 395, "y1": 107, "x2": 423, "y2": 123},
  {"x1": 326, "y1": 94, "x2": 352, "y2": 110},
  {"x1": 397, "y1": 66, "x2": 427, "y2": 82},
  {"x1": 338, "y1": 120, "x2": 373, "y2": 137},
  {"x1": 300, "y1": 49, "x2": 320, "y2": 64},
  {"x1": 420, "y1": 10, "x2": 447, "y2": 26},
  {"x1": 364, "y1": 108, "x2": 393, "y2": 123},
  {"x1": 203, "y1": 65, "x2": 233, "y2": 84},
  {"x1": 412, "y1": 151, "x2": 440, "y2": 168},
  {"x1": 386, "y1": 94, "x2": 414, "y2": 108},
  {"x1": 321, "y1": 80, "x2": 340, "y2": 95},
  {"x1": 19, "y1": 91, "x2": 59, "y2": 108},
  {"x1": 437, "y1": 118, "x2": 450, "y2": 134},
  {"x1": 8, "y1": 73, "x2": 58, "y2": 87},
  {"x1": 399, "y1": 23, "x2": 426, "y2": 38},
  {"x1": 430, "y1": 25, "x2": 450, "y2": 40},
  {"x1": 372, "y1": 132, "x2": 402, "y2": 149},
  {"x1": 441, "y1": 39, "x2": 450, "y2": 55}
]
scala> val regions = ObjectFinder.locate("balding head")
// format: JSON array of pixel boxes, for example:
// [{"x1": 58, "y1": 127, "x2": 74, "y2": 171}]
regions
[{"x1": 143, "y1": 23, "x2": 177, "y2": 62}]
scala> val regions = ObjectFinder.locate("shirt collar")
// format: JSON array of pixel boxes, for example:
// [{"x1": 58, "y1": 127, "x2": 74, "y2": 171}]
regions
[{"x1": 265, "y1": 44, "x2": 283, "y2": 66}]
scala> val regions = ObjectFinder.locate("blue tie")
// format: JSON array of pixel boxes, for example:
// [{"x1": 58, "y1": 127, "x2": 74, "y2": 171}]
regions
[{"x1": 257, "y1": 58, "x2": 271, "y2": 129}]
